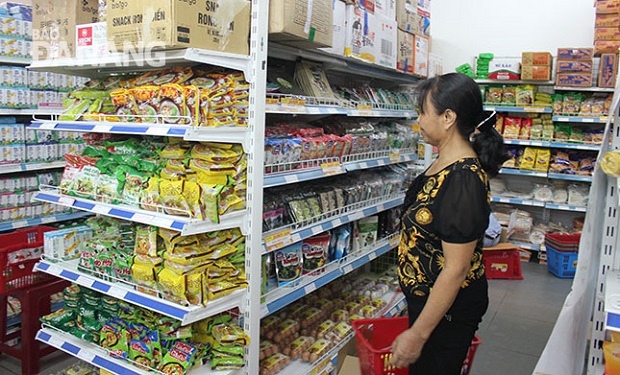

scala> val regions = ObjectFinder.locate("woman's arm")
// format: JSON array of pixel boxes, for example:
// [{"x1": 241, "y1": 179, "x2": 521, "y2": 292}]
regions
[{"x1": 389, "y1": 240, "x2": 476, "y2": 369}]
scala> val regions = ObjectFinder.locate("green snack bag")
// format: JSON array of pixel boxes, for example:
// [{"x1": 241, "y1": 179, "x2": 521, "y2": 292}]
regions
[
  {"x1": 100, "y1": 324, "x2": 130, "y2": 358},
  {"x1": 41, "y1": 309, "x2": 75, "y2": 328},
  {"x1": 158, "y1": 348, "x2": 193, "y2": 374},
  {"x1": 129, "y1": 339, "x2": 153, "y2": 369}
]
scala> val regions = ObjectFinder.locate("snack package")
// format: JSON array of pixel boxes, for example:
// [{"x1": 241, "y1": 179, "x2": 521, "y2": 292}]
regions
[
  {"x1": 603, "y1": 341, "x2": 620, "y2": 375},
  {"x1": 301, "y1": 234, "x2": 330, "y2": 276},
  {"x1": 534, "y1": 149, "x2": 551, "y2": 172},
  {"x1": 516, "y1": 85, "x2": 535, "y2": 106},
  {"x1": 502, "y1": 86, "x2": 516, "y2": 105},
  {"x1": 110, "y1": 89, "x2": 138, "y2": 121},
  {"x1": 131, "y1": 86, "x2": 160, "y2": 123},
  {"x1": 520, "y1": 147, "x2": 537, "y2": 170},
  {"x1": 274, "y1": 243, "x2": 303, "y2": 287},
  {"x1": 502, "y1": 117, "x2": 521, "y2": 139},
  {"x1": 159, "y1": 84, "x2": 186, "y2": 124},
  {"x1": 485, "y1": 86, "x2": 502, "y2": 104}
]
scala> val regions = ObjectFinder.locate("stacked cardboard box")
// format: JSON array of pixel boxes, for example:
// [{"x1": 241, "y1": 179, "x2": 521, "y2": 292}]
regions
[
  {"x1": 555, "y1": 48, "x2": 594, "y2": 87},
  {"x1": 599, "y1": 53, "x2": 619, "y2": 88},
  {"x1": 521, "y1": 52, "x2": 552, "y2": 81},
  {"x1": 594, "y1": 0, "x2": 620, "y2": 55},
  {"x1": 393, "y1": 0, "x2": 429, "y2": 77}
]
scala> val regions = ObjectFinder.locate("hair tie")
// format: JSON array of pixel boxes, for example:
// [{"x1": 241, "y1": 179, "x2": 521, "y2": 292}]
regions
[{"x1": 476, "y1": 110, "x2": 496, "y2": 132}]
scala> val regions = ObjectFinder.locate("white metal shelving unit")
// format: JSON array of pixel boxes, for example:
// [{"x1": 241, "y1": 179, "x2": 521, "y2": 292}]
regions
[{"x1": 25, "y1": 1, "x2": 424, "y2": 373}]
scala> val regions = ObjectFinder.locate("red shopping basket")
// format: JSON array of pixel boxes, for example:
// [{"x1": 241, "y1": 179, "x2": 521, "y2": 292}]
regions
[
  {"x1": 351, "y1": 316, "x2": 482, "y2": 375},
  {"x1": 0, "y1": 226, "x2": 55, "y2": 294}
]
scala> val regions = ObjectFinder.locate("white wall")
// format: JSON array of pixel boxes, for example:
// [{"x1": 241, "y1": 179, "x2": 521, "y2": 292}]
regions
[{"x1": 431, "y1": 0, "x2": 596, "y2": 73}]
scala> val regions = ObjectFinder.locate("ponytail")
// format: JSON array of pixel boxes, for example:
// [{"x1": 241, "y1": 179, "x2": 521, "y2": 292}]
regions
[{"x1": 471, "y1": 111, "x2": 509, "y2": 178}]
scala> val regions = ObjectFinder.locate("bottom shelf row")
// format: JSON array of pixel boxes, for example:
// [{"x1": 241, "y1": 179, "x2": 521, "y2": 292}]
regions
[{"x1": 36, "y1": 265, "x2": 406, "y2": 375}]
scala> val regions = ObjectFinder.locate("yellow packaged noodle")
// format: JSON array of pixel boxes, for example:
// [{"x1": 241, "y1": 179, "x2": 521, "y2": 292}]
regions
[
  {"x1": 199, "y1": 183, "x2": 224, "y2": 224},
  {"x1": 159, "y1": 180, "x2": 191, "y2": 217},
  {"x1": 157, "y1": 267, "x2": 187, "y2": 304},
  {"x1": 186, "y1": 270, "x2": 203, "y2": 306},
  {"x1": 183, "y1": 180, "x2": 203, "y2": 220},
  {"x1": 140, "y1": 177, "x2": 161, "y2": 212}
]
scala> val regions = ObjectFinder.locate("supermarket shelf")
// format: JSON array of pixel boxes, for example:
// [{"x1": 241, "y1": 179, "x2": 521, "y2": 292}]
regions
[
  {"x1": 0, "y1": 108, "x2": 63, "y2": 116},
  {"x1": 261, "y1": 235, "x2": 400, "y2": 317},
  {"x1": 547, "y1": 173, "x2": 593, "y2": 183},
  {"x1": 343, "y1": 152, "x2": 418, "y2": 172},
  {"x1": 37, "y1": 327, "x2": 234, "y2": 375},
  {"x1": 269, "y1": 42, "x2": 420, "y2": 84},
  {"x1": 554, "y1": 86, "x2": 615, "y2": 93},
  {"x1": 491, "y1": 196, "x2": 545, "y2": 207},
  {"x1": 28, "y1": 48, "x2": 253, "y2": 82},
  {"x1": 503, "y1": 139, "x2": 602, "y2": 151},
  {"x1": 0, "y1": 160, "x2": 65, "y2": 175},
  {"x1": 545, "y1": 203, "x2": 587, "y2": 212},
  {"x1": 477, "y1": 79, "x2": 555, "y2": 85},
  {"x1": 490, "y1": 197, "x2": 587, "y2": 213},
  {"x1": 262, "y1": 194, "x2": 405, "y2": 253},
  {"x1": 0, "y1": 211, "x2": 92, "y2": 232},
  {"x1": 264, "y1": 153, "x2": 417, "y2": 188},
  {"x1": 499, "y1": 168, "x2": 548, "y2": 178},
  {"x1": 265, "y1": 101, "x2": 414, "y2": 118},
  {"x1": 30, "y1": 121, "x2": 251, "y2": 149},
  {"x1": 33, "y1": 191, "x2": 247, "y2": 236},
  {"x1": 0, "y1": 56, "x2": 31, "y2": 65},
  {"x1": 552, "y1": 115, "x2": 609, "y2": 123},
  {"x1": 483, "y1": 105, "x2": 552, "y2": 113},
  {"x1": 279, "y1": 290, "x2": 406, "y2": 375},
  {"x1": 35, "y1": 259, "x2": 244, "y2": 325},
  {"x1": 264, "y1": 160, "x2": 346, "y2": 188}
]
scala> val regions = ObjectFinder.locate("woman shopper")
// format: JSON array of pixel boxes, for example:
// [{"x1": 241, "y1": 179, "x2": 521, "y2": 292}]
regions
[{"x1": 389, "y1": 73, "x2": 508, "y2": 374}]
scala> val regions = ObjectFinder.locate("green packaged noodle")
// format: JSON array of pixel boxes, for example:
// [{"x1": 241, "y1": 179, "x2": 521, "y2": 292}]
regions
[
  {"x1": 41, "y1": 309, "x2": 75, "y2": 327},
  {"x1": 100, "y1": 323, "x2": 130, "y2": 358},
  {"x1": 128, "y1": 340, "x2": 153, "y2": 370},
  {"x1": 211, "y1": 356, "x2": 244, "y2": 370},
  {"x1": 158, "y1": 348, "x2": 193, "y2": 374}
]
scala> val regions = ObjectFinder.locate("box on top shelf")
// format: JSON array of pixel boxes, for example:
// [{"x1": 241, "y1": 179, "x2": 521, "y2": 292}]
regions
[
  {"x1": 595, "y1": 40, "x2": 620, "y2": 56},
  {"x1": 595, "y1": 27, "x2": 620, "y2": 41},
  {"x1": 521, "y1": 52, "x2": 552, "y2": 66},
  {"x1": 596, "y1": 13, "x2": 620, "y2": 27},
  {"x1": 32, "y1": 0, "x2": 99, "y2": 60},
  {"x1": 344, "y1": 4, "x2": 376, "y2": 63},
  {"x1": 520, "y1": 65, "x2": 551, "y2": 81},
  {"x1": 396, "y1": 29, "x2": 413, "y2": 74},
  {"x1": 0, "y1": 2, "x2": 32, "y2": 21},
  {"x1": 556, "y1": 72, "x2": 593, "y2": 87},
  {"x1": 269, "y1": 0, "x2": 333, "y2": 49},
  {"x1": 320, "y1": 0, "x2": 347, "y2": 56},
  {"x1": 596, "y1": 0, "x2": 620, "y2": 14},
  {"x1": 487, "y1": 58, "x2": 521, "y2": 80},
  {"x1": 556, "y1": 60, "x2": 593, "y2": 73},
  {"x1": 395, "y1": 0, "x2": 430, "y2": 37},
  {"x1": 374, "y1": 0, "x2": 396, "y2": 20},
  {"x1": 598, "y1": 53, "x2": 619, "y2": 88},
  {"x1": 557, "y1": 48, "x2": 594, "y2": 61},
  {"x1": 107, "y1": 0, "x2": 251, "y2": 55},
  {"x1": 413, "y1": 33, "x2": 428, "y2": 77},
  {"x1": 76, "y1": 22, "x2": 109, "y2": 59},
  {"x1": 375, "y1": 14, "x2": 397, "y2": 70}
]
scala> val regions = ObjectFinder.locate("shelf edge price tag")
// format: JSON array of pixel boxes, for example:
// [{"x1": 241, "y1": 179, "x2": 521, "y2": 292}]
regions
[
  {"x1": 58, "y1": 197, "x2": 75, "y2": 206},
  {"x1": 389, "y1": 151, "x2": 401, "y2": 163},
  {"x1": 356, "y1": 104, "x2": 374, "y2": 117},
  {"x1": 321, "y1": 161, "x2": 343, "y2": 176},
  {"x1": 265, "y1": 229, "x2": 293, "y2": 252}
]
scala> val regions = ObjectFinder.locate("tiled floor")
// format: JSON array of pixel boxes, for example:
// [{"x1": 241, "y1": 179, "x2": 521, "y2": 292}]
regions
[
  {"x1": 0, "y1": 261, "x2": 572, "y2": 375},
  {"x1": 472, "y1": 261, "x2": 573, "y2": 375}
]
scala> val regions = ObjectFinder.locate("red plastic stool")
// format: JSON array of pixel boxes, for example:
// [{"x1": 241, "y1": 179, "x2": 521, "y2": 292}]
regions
[{"x1": 0, "y1": 278, "x2": 69, "y2": 375}]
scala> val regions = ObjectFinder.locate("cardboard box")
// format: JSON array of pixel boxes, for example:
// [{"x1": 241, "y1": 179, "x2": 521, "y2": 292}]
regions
[
  {"x1": 269, "y1": 0, "x2": 333, "y2": 49},
  {"x1": 521, "y1": 65, "x2": 551, "y2": 81},
  {"x1": 556, "y1": 60, "x2": 593, "y2": 73},
  {"x1": 375, "y1": 0, "x2": 396, "y2": 20},
  {"x1": 596, "y1": 0, "x2": 620, "y2": 14},
  {"x1": 320, "y1": 0, "x2": 347, "y2": 56},
  {"x1": 556, "y1": 73, "x2": 593, "y2": 87},
  {"x1": 521, "y1": 52, "x2": 552, "y2": 66},
  {"x1": 488, "y1": 58, "x2": 521, "y2": 80},
  {"x1": 595, "y1": 40, "x2": 620, "y2": 55},
  {"x1": 595, "y1": 27, "x2": 620, "y2": 41},
  {"x1": 557, "y1": 48, "x2": 594, "y2": 61},
  {"x1": 395, "y1": 0, "x2": 429, "y2": 36},
  {"x1": 598, "y1": 53, "x2": 619, "y2": 88},
  {"x1": 338, "y1": 355, "x2": 361, "y2": 375},
  {"x1": 32, "y1": 0, "x2": 98, "y2": 60},
  {"x1": 344, "y1": 4, "x2": 376, "y2": 63},
  {"x1": 375, "y1": 14, "x2": 397, "y2": 69},
  {"x1": 76, "y1": 22, "x2": 109, "y2": 59},
  {"x1": 413, "y1": 33, "x2": 428, "y2": 77},
  {"x1": 396, "y1": 29, "x2": 413, "y2": 74},
  {"x1": 107, "y1": 0, "x2": 250, "y2": 55},
  {"x1": 596, "y1": 13, "x2": 620, "y2": 27}
]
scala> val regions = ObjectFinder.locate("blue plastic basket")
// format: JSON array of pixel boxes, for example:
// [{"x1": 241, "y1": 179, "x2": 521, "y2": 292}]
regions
[{"x1": 546, "y1": 246, "x2": 578, "y2": 278}]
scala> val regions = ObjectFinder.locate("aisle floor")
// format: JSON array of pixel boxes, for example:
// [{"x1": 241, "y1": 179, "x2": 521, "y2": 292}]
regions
[
  {"x1": 472, "y1": 261, "x2": 573, "y2": 375},
  {"x1": 0, "y1": 262, "x2": 572, "y2": 375}
]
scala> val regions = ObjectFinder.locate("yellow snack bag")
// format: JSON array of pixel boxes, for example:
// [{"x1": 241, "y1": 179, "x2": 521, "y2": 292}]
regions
[
  {"x1": 159, "y1": 179, "x2": 191, "y2": 217},
  {"x1": 186, "y1": 270, "x2": 204, "y2": 306},
  {"x1": 199, "y1": 183, "x2": 224, "y2": 224},
  {"x1": 183, "y1": 180, "x2": 203, "y2": 220},
  {"x1": 157, "y1": 267, "x2": 187, "y2": 304},
  {"x1": 140, "y1": 177, "x2": 161, "y2": 212},
  {"x1": 520, "y1": 147, "x2": 537, "y2": 170},
  {"x1": 534, "y1": 149, "x2": 551, "y2": 172}
]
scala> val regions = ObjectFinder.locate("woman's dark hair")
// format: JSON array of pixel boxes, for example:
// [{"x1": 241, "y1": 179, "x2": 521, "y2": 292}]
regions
[{"x1": 416, "y1": 73, "x2": 509, "y2": 177}]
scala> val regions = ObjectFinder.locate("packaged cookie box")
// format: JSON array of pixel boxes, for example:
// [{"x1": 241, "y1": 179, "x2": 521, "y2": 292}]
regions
[
  {"x1": 596, "y1": 13, "x2": 620, "y2": 27},
  {"x1": 596, "y1": 0, "x2": 620, "y2": 14},
  {"x1": 557, "y1": 48, "x2": 593, "y2": 61},
  {"x1": 521, "y1": 65, "x2": 551, "y2": 81},
  {"x1": 556, "y1": 61, "x2": 593, "y2": 73},
  {"x1": 595, "y1": 27, "x2": 620, "y2": 41},
  {"x1": 521, "y1": 52, "x2": 552, "y2": 66},
  {"x1": 556, "y1": 73, "x2": 593, "y2": 87},
  {"x1": 595, "y1": 40, "x2": 620, "y2": 55},
  {"x1": 598, "y1": 53, "x2": 619, "y2": 88}
]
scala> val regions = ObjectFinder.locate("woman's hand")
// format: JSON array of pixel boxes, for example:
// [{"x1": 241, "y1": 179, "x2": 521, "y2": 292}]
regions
[{"x1": 389, "y1": 327, "x2": 427, "y2": 369}]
